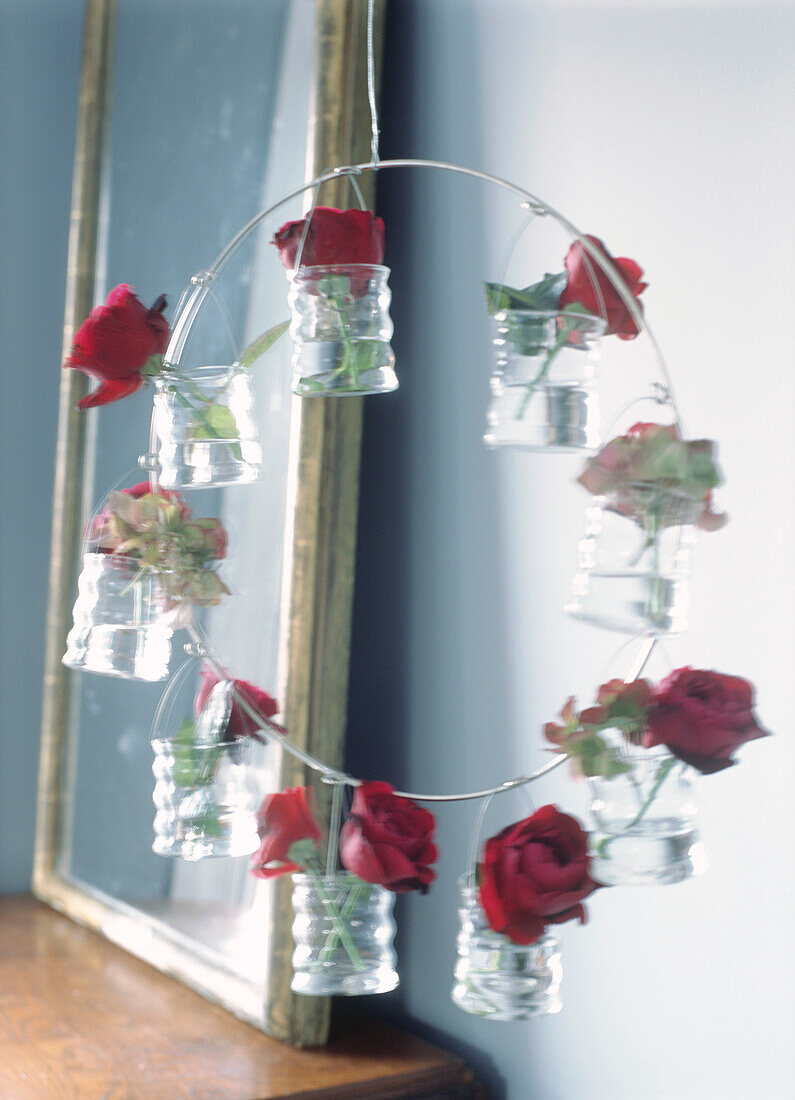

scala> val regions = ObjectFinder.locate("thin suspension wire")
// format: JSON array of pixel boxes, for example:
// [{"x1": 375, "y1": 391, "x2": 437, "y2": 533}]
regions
[
  {"x1": 187, "y1": 620, "x2": 568, "y2": 802},
  {"x1": 366, "y1": 0, "x2": 380, "y2": 165}
]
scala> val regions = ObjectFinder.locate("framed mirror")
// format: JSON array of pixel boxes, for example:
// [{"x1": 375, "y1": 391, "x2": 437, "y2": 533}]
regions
[{"x1": 34, "y1": 0, "x2": 383, "y2": 1047}]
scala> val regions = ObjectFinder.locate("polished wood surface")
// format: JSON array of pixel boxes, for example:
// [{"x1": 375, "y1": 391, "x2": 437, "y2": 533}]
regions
[{"x1": 0, "y1": 897, "x2": 486, "y2": 1099}]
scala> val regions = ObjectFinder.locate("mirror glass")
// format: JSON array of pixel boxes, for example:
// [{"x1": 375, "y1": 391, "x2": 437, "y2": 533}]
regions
[{"x1": 56, "y1": 0, "x2": 318, "y2": 987}]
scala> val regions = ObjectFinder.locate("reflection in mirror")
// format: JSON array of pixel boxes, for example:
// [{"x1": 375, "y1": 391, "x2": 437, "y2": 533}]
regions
[{"x1": 39, "y1": 0, "x2": 363, "y2": 1034}]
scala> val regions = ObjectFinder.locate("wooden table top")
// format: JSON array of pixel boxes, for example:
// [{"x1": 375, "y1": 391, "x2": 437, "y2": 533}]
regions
[{"x1": 0, "y1": 895, "x2": 485, "y2": 1100}]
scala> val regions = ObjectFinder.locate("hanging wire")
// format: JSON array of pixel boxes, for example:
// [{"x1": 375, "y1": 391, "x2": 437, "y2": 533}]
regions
[
  {"x1": 185, "y1": 622, "x2": 568, "y2": 802},
  {"x1": 366, "y1": 0, "x2": 380, "y2": 165}
]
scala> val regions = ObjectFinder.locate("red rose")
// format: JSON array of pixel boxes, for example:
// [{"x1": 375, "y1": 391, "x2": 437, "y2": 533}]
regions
[
  {"x1": 339, "y1": 781, "x2": 438, "y2": 894},
  {"x1": 65, "y1": 284, "x2": 170, "y2": 408},
  {"x1": 195, "y1": 663, "x2": 279, "y2": 740},
  {"x1": 478, "y1": 805, "x2": 598, "y2": 945},
  {"x1": 559, "y1": 235, "x2": 647, "y2": 339},
  {"x1": 251, "y1": 786, "x2": 322, "y2": 879},
  {"x1": 272, "y1": 207, "x2": 385, "y2": 270},
  {"x1": 644, "y1": 667, "x2": 769, "y2": 774}
]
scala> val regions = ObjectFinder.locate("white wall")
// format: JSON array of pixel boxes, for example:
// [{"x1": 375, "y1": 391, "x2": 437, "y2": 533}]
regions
[{"x1": 349, "y1": 2, "x2": 795, "y2": 1098}]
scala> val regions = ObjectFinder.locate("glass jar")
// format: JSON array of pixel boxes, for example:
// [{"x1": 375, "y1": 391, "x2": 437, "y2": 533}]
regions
[
  {"x1": 153, "y1": 365, "x2": 261, "y2": 488},
  {"x1": 484, "y1": 310, "x2": 606, "y2": 451},
  {"x1": 62, "y1": 553, "x2": 172, "y2": 681},
  {"x1": 291, "y1": 872, "x2": 399, "y2": 996},
  {"x1": 451, "y1": 874, "x2": 562, "y2": 1020},
  {"x1": 566, "y1": 487, "x2": 696, "y2": 634},
  {"x1": 589, "y1": 747, "x2": 706, "y2": 886},
  {"x1": 151, "y1": 737, "x2": 259, "y2": 861},
  {"x1": 287, "y1": 265, "x2": 397, "y2": 396}
]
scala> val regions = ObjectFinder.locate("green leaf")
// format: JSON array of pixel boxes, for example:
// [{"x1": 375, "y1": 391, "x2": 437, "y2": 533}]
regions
[
  {"x1": 319, "y1": 274, "x2": 352, "y2": 299},
  {"x1": 139, "y1": 354, "x2": 165, "y2": 378},
  {"x1": 205, "y1": 403, "x2": 239, "y2": 438},
  {"x1": 485, "y1": 271, "x2": 567, "y2": 315},
  {"x1": 187, "y1": 404, "x2": 241, "y2": 456},
  {"x1": 237, "y1": 320, "x2": 290, "y2": 370},
  {"x1": 183, "y1": 808, "x2": 224, "y2": 837},
  {"x1": 171, "y1": 718, "x2": 223, "y2": 788}
]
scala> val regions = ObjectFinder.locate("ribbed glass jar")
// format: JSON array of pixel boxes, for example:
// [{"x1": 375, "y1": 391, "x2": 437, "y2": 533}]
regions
[
  {"x1": 62, "y1": 553, "x2": 172, "y2": 681},
  {"x1": 151, "y1": 737, "x2": 259, "y2": 861},
  {"x1": 566, "y1": 487, "x2": 696, "y2": 634},
  {"x1": 484, "y1": 310, "x2": 606, "y2": 451},
  {"x1": 589, "y1": 748, "x2": 706, "y2": 886},
  {"x1": 291, "y1": 872, "x2": 399, "y2": 996},
  {"x1": 287, "y1": 265, "x2": 397, "y2": 396},
  {"x1": 154, "y1": 366, "x2": 261, "y2": 488},
  {"x1": 451, "y1": 874, "x2": 562, "y2": 1020}
]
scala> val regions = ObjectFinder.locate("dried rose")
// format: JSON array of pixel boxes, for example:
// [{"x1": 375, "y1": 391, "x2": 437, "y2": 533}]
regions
[{"x1": 576, "y1": 422, "x2": 727, "y2": 531}]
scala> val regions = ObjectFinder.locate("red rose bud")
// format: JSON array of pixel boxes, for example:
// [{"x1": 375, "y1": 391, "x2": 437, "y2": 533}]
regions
[
  {"x1": 65, "y1": 284, "x2": 170, "y2": 408},
  {"x1": 339, "y1": 781, "x2": 438, "y2": 894},
  {"x1": 272, "y1": 207, "x2": 385, "y2": 270},
  {"x1": 195, "y1": 663, "x2": 279, "y2": 740},
  {"x1": 251, "y1": 787, "x2": 322, "y2": 879},
  {"x1": 644, "y1": 667, "x2": 769, "y2": 774},
  {"x1": 478, "y1": 805, "x2": 599, "y2": 946},
  {"x1": 559, "y1": 234, "x2": 647, "y2": 340}
]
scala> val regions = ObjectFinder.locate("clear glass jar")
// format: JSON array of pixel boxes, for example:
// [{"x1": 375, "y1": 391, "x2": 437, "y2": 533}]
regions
[
  {"x1": 287, "y1": 265, "x2": 398, "y2": 396},
  {"x1": 566, "y1": 487, "x2": 696, "y2": 634},
  {"x1": 484, "y1": 310, "x2": 606, "y2": 451},
  {"x1": 151, "y1": 737, "x2": 259, "y2": 861},
  {"x1": 153, "y1": 365, "x2": 262, "y2": 488},
  {"x1": 62, "y1": 553, "x2": 172, "y2": 681},
  {"x1": 291, "y1": 872, "x2": 399, "y2": 996},
  {"x1": 589, "y1": 747, "x2": 706, "y2": 886},
  {"x1": 451, "y1": 874, "x2": 562, "y2": 1020}
]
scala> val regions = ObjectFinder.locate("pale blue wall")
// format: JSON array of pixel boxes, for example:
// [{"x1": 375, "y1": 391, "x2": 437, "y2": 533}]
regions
[{"x1": 0, "y1": 0, "x2": 83, "y2": 891}]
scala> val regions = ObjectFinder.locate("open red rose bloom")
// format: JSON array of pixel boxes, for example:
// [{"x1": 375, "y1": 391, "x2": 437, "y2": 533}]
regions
[
  {"x1": 339, "y1": 781, "x2": 438, "y2": 893},
  {"x1": 64, "y1": 284, "x2": 169, "y2": 408},
  {"x1": 559, "y1": 234, "x2": 647, "y2": 339},
  {"x1": 478, "y1": 805, "x2": 598, "y2": 945},
  {"x1": 251, "y1": 787, "x2": 322, "y2": 880},
  {"x1": 644, "y1": 667, "x2": 769, "y2": 774}
]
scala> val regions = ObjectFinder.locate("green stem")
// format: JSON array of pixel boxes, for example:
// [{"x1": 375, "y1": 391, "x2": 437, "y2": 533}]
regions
[
  {"x1": 625, "y1": 756, "x2": 676, "y2": 831},
  {"x1": 317, "y1": 882, "x2": 367, "y2": 963},
  {"x1": 644, "y1": 507, "x2": 664, "y2": 625},
  {"x1": 327, "y1": 292, "x2": 359, "y2": 386},
  {"x1": 309, "y1": 872, "x2": 364, "y2": 971},
  {"x1": 515, "y1": 319, "x2": 576, "y2": 420},
  {"x1": 596, "y1": 756, "x2": 676, "y2": 859}
]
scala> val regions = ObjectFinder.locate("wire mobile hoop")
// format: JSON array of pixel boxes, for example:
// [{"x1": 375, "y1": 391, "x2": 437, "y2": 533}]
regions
[
  {"x1": 153, "y1": 0, "x2": 680, "y2": 805},
  {"x1": 152, "y1": 146, "x2": 683, "y2": 804}
]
